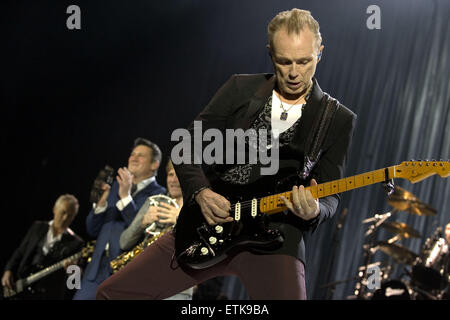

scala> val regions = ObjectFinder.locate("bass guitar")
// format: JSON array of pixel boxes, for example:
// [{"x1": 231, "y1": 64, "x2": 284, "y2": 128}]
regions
[
  {"x1": 174, "y1": 161, "x2": 449, "y2": 269},
  {"x1": 3, "y1": 241, "x2": 95, "y2": 298}
]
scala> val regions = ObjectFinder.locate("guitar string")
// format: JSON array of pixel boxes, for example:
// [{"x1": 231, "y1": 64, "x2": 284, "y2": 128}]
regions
[
  {"x1": 221, "y1": 165, "x2": 412, "y2": 212},
  {"x1": 227, "y1": 177, "x2": 360, "y2": 211},
  {"x1": 225, "y1": 168, "x2": 389, "y2": 212},
  {"x1": 230, "y1": 173, "x2": 382, "y2": 210},
  {"x1": 228, "y1": 194, "x2": 289, "y2": 212},
  {"x1": 226, "y1": 188, "x2": 318, "y2": 212},
  {"x1": 201, "y1": 162, "x2": 448, "y2": 218},
  {"x1": 226, "y1": 181, "x2": 357, "y2": 212},
  {"x1": 226, "y1": 185, "x2": 326, "y2": 211}
]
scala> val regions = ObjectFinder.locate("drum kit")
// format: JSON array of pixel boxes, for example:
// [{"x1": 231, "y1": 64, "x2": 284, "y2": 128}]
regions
[{"x1": 350, "y1": 185, "x2": 449, "y2": 300}]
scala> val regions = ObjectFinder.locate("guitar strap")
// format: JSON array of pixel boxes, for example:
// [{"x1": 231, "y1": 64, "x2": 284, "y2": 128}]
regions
[{"x1": 298, "y1": 93, "x2": 340, "y2": 180}]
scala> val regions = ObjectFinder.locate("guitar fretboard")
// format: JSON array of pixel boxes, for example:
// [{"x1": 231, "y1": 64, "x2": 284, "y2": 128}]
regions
[
  {"x1": 226, "y1": 161, "x2": 448, "y2": 218},
  {"x1": 26, "y1": 252, "x2": 82, "y2": 285},
  {"x1": 259, "y1": 166, "x2": 395, "y2": 215}
]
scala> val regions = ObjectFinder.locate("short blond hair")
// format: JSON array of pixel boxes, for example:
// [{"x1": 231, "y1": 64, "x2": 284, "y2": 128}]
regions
[
  {"x1": 55, "y1": 194, "x2": 79, "y2": 215},
  {"x1": 268, "y1": 8, "x2": 322, "y2": 50}
]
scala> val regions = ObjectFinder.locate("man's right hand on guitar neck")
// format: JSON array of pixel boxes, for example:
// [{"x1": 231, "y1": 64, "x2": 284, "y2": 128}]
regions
[{"x1": 195, "y1": 188, "x2": 233, "y2": 225}]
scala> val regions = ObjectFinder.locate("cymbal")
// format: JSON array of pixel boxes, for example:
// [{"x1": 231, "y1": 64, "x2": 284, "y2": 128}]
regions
[
  {"x1": 377, "y1": 241, "x2": 418, "y2": 265},
  {"x1": 380, "y1": 221, "x2": 421, "y2": 238},
  {"x1": 387, "y1": 186, "x2": 437, "y2": 216}
]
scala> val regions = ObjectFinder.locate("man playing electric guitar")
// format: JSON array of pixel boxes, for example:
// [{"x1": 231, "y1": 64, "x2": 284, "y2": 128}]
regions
[
  {"x1": 2, "y1": 194, "x2": 84, "y2": 299},
  {"x1": 97, "y1": 8, "x2": 356, "y2": 300}
]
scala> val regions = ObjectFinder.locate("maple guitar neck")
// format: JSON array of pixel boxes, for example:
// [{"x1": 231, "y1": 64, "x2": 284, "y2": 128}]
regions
[
  {"x1": 3, "y1": 242, "x2": 95, "y2": 299},
  {"x1": 25, "y1": 251, "x2": 82, "y2": 285},
  {"x1": 259, "y1": 161, "x2": 450, "y2": 215}
]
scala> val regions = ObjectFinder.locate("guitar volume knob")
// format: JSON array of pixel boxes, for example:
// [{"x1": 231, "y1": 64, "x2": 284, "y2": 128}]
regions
[
  {"x1": 215, "y1": 225, "x2": 224, "y2": 234},
  {"x1": 200, "y1": 247, "x2": 209, "y2": 255},
  {"x1": 209, "y1": 237, "x2": 217, "y2": 245}
]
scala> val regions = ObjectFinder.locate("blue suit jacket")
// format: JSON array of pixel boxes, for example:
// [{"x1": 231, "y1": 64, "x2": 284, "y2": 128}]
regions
[{"x1": 84, "y1": 179, "x2": 166, "y2": 281}]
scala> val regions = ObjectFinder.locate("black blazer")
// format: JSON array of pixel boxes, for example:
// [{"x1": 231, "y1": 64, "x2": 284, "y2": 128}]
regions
[
  {"x1": 4, "y1": 221, "x2": 84, "y2": 278},
  {"x1": 173, "y1": 74, "x2": 356, "y2": 263}
]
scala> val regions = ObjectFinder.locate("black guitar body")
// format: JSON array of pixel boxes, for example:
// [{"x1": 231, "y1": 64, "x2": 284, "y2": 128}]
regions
[
  {"x1": 174, "y1": 170, "x2": 306, "y2": 269},
  {"x1": 3, "y1": 270, "x2": 61, "y2": 300}
]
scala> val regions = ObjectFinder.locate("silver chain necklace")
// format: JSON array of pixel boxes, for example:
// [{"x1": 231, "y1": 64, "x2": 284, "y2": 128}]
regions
[{"x1": 278, "y1": 85, "x2": 313, "y2": 121}]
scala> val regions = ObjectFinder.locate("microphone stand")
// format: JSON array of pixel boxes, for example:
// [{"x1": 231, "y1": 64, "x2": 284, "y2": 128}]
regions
[{"x1": 324, "y1": 208, "x2": 348, "y2": 300}]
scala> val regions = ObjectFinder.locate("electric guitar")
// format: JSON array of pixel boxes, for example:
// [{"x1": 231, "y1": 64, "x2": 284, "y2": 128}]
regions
[
  {"x1": 3, "y1": 241, "x2": 95, "y2": 298},
  {"x1": 174, "y1": 161, "x2": 449, "y2": 269}
]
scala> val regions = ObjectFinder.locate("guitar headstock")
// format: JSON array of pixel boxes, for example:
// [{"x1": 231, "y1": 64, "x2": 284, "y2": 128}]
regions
[{"x1": 394, "y1": 160, "x2": 450, "y2": 183}]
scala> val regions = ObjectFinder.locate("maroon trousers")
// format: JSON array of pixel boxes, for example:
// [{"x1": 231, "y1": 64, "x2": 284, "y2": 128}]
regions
[{"x1": 96, "y1": 231, "x2": 306, "y2": 300}]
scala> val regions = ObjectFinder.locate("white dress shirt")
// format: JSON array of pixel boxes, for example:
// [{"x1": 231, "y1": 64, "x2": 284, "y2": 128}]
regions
[
  {"x1": 42, "y1": 220, "x2": 63, "y2": 255},
  {"x1": 93, "y1": 176, "x2": 156, "y2": 214}
]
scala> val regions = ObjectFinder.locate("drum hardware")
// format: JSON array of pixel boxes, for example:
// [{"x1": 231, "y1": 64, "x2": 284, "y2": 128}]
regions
[
  {"x1": 353, "y1": 183, "x2": 444, "y2": 300},
  {"x1": 371, "y1": 279, "x2": 412, "y2": 300},
  {"x1": 381, "y1": 221, "x2": 421, "y2": 239},
  {"x1": 387, "y1": 186, "x2": 437, "y2": 216},
  {"x1": 356, "y1": 207, "x2": 397, "y2": 299},
  {"x1": 386, "y1": 234, "x2": 402, "y2": 244},
  {"x1": 409, "y1": 285, "x2": 439, "y2": 300},
  {"x1": 421, "y1": 226, "x2": 442, "y2": 255},
  {"x1": 357, "y1": 262, "x2": 392, "y2": 284},
  {"x1": 408, "y1": 227, "x2": 449, "y2": 297},
  {"x1": 349, "y1": 262, "x2": 392, "y2": 300},
  {"x1": 424, "y1": 237, "x2": 446, "y2": 268},
  {"x1": 410, "y1": 263, "x2": 447, "y2": 293},
  {"x1": 355, "y1": 178, "x2": 402, "y2": 298},
  {"x1": 376, "y1": 241, "x2": 419, "y2": 265},
  {"x1": 363, "y1": 210, "x2": 397, "y2": 237},
  {"x1": 379, "y1": 221, "x2": 422, "y2": 244},
  {"x1": 377, "y1": 225, "x2": 449, "y2": 300},
  {"x1": 362, "y1": 211, "x2": 393, "y2": 224},
  {"x1": 357, "y1": 262, "x2": 381, "y2": 282}
]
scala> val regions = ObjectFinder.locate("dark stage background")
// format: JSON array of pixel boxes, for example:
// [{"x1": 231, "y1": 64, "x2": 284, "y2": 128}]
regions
[{"x1": 1, "y1": 0, "x2": 449, "y2": 300}]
